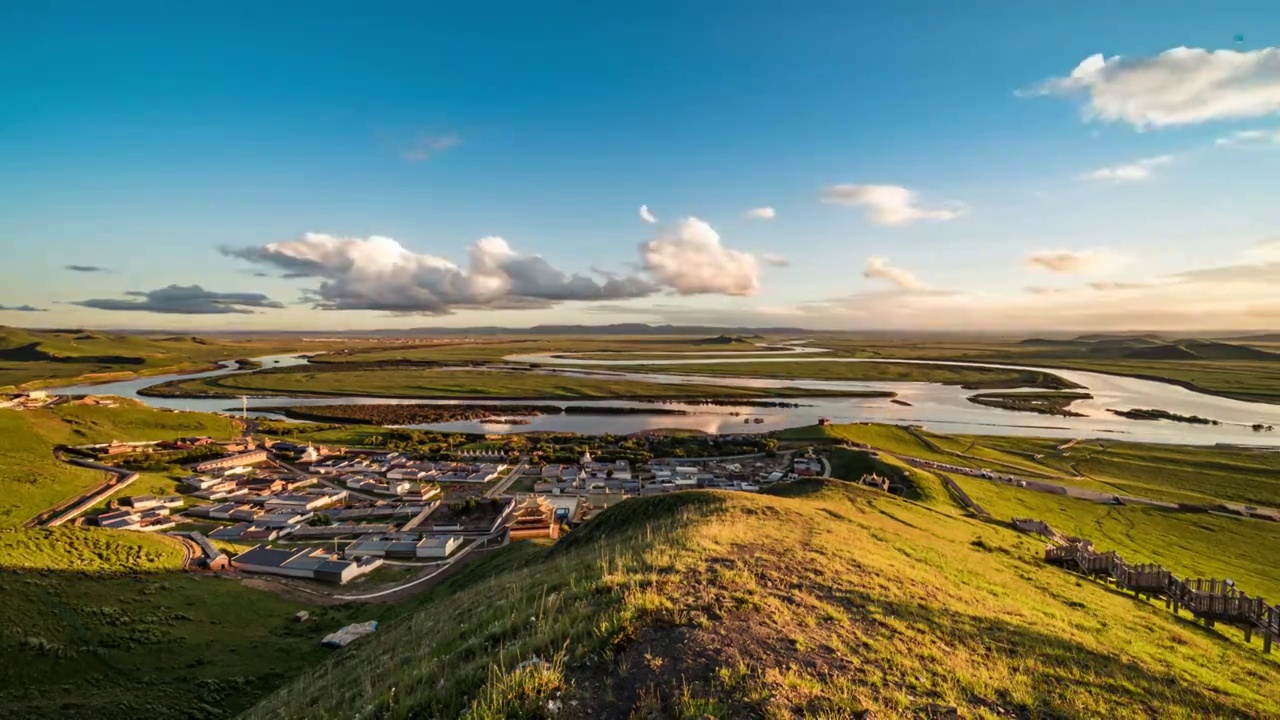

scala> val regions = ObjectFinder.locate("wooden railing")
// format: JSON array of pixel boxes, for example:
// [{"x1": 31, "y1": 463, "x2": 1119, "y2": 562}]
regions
[{"x1": 1036, "y1": 527, "x2": 1276, "y2": 653}]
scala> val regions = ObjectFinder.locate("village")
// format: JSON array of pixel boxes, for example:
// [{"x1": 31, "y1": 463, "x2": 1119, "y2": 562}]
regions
[{"x1": 56, "y1": 430, "x2": 815, "y2": 588}]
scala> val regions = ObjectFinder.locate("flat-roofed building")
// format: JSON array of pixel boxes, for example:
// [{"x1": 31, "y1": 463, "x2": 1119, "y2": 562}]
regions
[
  {"x1": 232, "y1": 545, "x2": 382, "y2": 584},
  {"x1": 193, "y1": 449, "x2": 269, "y2": 473},
  {"x1": 415, "y1": 535, "x2": 463, "y2": 558}
]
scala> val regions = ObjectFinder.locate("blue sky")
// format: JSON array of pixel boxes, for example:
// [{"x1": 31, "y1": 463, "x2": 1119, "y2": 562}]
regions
[{"x1": 2, "y1": 1, "x2": 1279, "y2": 331}]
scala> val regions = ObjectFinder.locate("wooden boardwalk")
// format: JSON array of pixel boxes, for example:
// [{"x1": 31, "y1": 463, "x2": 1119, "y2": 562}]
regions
[{"x1": 1033, "y1": 527, "x2": 1278, "y2": 653}]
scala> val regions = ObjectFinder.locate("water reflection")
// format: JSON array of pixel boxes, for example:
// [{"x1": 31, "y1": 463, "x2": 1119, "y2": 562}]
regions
[{"x1": 46, "y1": 352, "x2": 1280, "y2": 447}]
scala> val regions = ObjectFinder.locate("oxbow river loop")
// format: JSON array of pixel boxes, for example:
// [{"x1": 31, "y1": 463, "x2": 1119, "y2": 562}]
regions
[{"x1": 48, "y1": 346, "x2": 1280, "y2": 447}]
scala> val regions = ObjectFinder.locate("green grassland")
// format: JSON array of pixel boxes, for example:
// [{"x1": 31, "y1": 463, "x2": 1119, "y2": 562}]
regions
[
  {"x1": 144, "y1": 365, "x2": 890, "y2": 401},
  {"x1": 21, "y1": 398, "x2": 240, "y2": 445},
  {"x1": 949, "y1": 474, "x2": 1280, "y2": 601},
  {"x1": 0, "y1": 570, "x2": 378, "y2": 720},
  {"x1": 0, "y1": 326, "x2": 358, "y2": 390},
  {"x1": 0, "y1": 527, "x2": 185, "y2": 573},
  {"x1": 247, "y1": 482, "x2": 1280, "y2": 718},
  {"x1": 785, "y1": 422, "x2": 1280, "y2": 508},
  {"x1": 0, "y1": 402, "x2": 241, "y2": 528},
  {"x1": 593, "y1": 359, "x2": 1080, "y2": 389},
  {"x1": 0, "y1": 410, "x2": 107, "y2": 528}
]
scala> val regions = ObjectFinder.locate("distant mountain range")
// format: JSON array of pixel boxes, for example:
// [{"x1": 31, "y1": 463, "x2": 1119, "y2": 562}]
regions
[{"x1": 1017, "y1": 334, "x2": 1280, "y2": 361}]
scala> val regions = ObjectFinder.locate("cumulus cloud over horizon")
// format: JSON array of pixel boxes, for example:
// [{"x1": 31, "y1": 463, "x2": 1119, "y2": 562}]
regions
[
  {"x1": 224, "y1": 222, "x2": 777, "y2": 313},
  {"x1": 640, "y1": 218, "x2": 761, "y2": 296},
  {"x1": 224, "y1": 234, "x2": 658, "y2": 313},
  {"x1": 1024, "y1": 46, "x2": 1280, "y2": 128},
  {"x1": 74, "y1": 285, "x2": 285, "y2": 314},
  {"x1": 821, "y1": 184, "x2": 965, "y2": 226}
]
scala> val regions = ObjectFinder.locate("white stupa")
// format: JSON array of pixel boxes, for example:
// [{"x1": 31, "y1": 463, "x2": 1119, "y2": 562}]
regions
[
  {"x1": 301, "y1": 443, "x2": 321, "y2": 463},
  {"x1": 580, "y1": 449, "x2": 593, "y2": 464}
]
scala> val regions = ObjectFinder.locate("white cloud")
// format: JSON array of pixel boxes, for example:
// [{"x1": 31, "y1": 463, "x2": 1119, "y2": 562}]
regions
[
  {"x1": 862, "y1": 257, "x2": 925, "y2": 290},
  {"x1": 1215, "y1": 128, "x2": 1280, "y2": 146},
  {"x1": 744, "y1": 207, "x2": 776, "y2": 220},
  {"x1": 226, "y1": 220, "x2": 772, "y2": 312},
  {"x1": 402, "y1": 133, "x2": 461, "y2": 162},
  {"x1": 1078, "y1": 155, "x2": 1173, "y2": 182},
  {"x1": 1024, "y1": 47, "x2": 1280, "y2": 128},
  {"x1": 1025, "y1": 248, "x2": 1126, "y2": 274},
  {"x1": 640, "y1": 218, "x2": 761, "y2": 296},
  {"x1": 759, "y1": 252, "x2": 789, "y2": 267},
  {"x1": 639, "y1": 205, "x2": 657, "y2": 224},
  {"x1": 820, "y1": 184, "x2": 965, "y2": 226},
  {"x1": 225, "y1": 233, "x2": 657, "y2": 314}
]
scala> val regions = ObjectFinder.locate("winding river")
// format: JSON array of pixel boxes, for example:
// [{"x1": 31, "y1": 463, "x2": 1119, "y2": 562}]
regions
[{"x1": 47, "y1": 347, "x2": 1280, "y2": 447}]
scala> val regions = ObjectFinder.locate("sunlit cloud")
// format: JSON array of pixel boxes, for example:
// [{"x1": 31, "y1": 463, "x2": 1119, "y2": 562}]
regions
[
  {"x1": 821, "y1": 184, "x2": 965, "y2": 226},
  {"x1": 1023, "y1": 46, "x2": 1280, "y2": 128}
]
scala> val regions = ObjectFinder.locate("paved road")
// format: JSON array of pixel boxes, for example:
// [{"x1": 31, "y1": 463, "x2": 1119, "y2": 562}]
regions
[{"x1": 486, "y1": 456, "x2": 530, "y2": 498}]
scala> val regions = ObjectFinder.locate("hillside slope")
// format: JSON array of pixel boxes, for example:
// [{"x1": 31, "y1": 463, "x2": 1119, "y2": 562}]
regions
[{"x1": 246, "y1": 482, "x2": 1280, "y2": 719}]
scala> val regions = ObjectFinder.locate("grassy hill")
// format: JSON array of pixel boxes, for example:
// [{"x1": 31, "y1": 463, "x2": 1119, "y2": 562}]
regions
[
  {"x1": 0, "y1": 402, "x2": 240, "y2": 528},
  {"x1": 246, "y1": 481, "x2": 1280, "y2": 718},
  {"x1": 0, "y1": 410, "x2": 106, "y2": 529}
]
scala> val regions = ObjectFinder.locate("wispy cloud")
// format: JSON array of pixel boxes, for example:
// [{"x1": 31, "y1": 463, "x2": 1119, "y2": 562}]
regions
[
  {"x1": 1025, "y1": 248, "x2": 1127, "y2": 274},
  {"x1": 821, "y1": 184, "x2": 965, "y2": 226},
  {"x1": 744, "y1": 207, "x2": 776, "y2": 220},
  {"x1": 863, "y1": 257, "x2": 925, "y2": 290},
  {"x1": 65, "y1": 264, "x2": 111, "y2": 273},
  {"x1": 638, "y1": 205, "x2": 657, "y2": 224},
  {"x1": 402, "y1": 133, "x2": 462, "y2": 162},
  {"x1": 1078, "y1": 155, "x2": 1173, "y2": 182},
  {"x1": 0, "y1": 304, "x2": 46, "y2": 312},
  {"x1": 1022, "y1": 46, "x2": 1280, "y2": 128},
  {"x1": 1215, "y1": 128, "x2": 1280, "y2": 147},
  {"x1": 759, "y1": 252, "x2": 789, "y2": 267}
]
